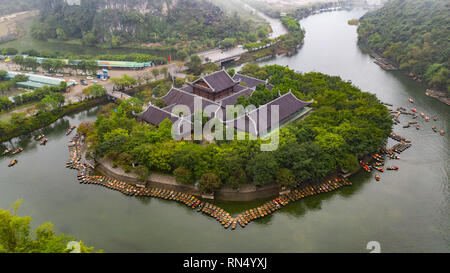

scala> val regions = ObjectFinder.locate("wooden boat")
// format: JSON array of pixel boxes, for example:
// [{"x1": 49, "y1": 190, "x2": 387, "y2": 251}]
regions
[
  {"x1": 11, "y1": 148, "x2": 23, "y2": 155},
  {"x1": 8, "y1": 159, "x2": 18, "y2": 167},
  {"x1": 409, "y1": 98, "x2": 414, "y2": 103},
  {"x1": 440, "y1": 130, "x2": 445, "y2": 136},
  {"x1": 432, "y1": 126, "x2": 437, "y2": 132},
  {"x1": 387, "y1": 166, "x2": 399, "y2": 171}
]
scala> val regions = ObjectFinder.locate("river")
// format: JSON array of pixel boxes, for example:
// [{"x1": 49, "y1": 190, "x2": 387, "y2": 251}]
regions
[
  {"x1": 1, "y1": 9, "x2": 448, "y2": 253},
  {"x1": 240, "y1": 1, "x2": 288, "y2": 38}
]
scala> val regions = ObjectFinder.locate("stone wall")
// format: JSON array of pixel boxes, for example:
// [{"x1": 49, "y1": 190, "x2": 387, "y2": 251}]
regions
[{"x1": 95, "y1": 159, "x2": 280, "y2": 201}]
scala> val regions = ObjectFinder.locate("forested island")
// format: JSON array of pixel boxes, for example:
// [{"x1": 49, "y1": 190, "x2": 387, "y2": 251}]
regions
[
  {"x1": 79, "y1": 64, "x2": 392, "y2": 193},
  {"x1": 358, "y1": 0, "x2": 449, "y2": 94}
]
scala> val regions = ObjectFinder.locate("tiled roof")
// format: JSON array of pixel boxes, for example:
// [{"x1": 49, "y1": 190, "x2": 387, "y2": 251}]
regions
[
  {"x1": 139, "y1": 105, "x2": 192, "y2": 137},
  {"x1": 195, "y1": 70, "x2": 237, "y2": 93},
  {"x1": 233, "y1": 73, "x2": 274, "y2": 90},
  {"x1": 161, "y1": 87, "x2": 221, "y2": 115},
  {"x1": 219, "y1": 87, "x2": 254, "y2": 107},
  {"x1": 224, "y1": 92, "x2": 312, "y2": 136},
  {"x1": 139, "y1": 105, "x2": 179, "y2": 125}
]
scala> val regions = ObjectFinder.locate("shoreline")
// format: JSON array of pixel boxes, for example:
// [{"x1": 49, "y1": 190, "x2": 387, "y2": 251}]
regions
[
  {"x1": 0, "y1": 97, "x2": 107, "y2": 143},
  {"x1": 84, "y1": 142, "x2": 361, "y2": 202},
  {"x1": 68, "y1": 134, "x2": 353, "y2": 229},
  {"x1": 359, "y1": 40, "x2": 449, "y2": 106}
]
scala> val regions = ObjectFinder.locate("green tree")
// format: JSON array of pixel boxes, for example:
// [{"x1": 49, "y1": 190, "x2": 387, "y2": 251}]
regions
[
  {"x1": 246, "y1": 152, "x2": 279, "y2": 185},
  {"x1": 174, "y1": 166, "x2": 193, "y2": 184},
  {"x1": 186, "y1": 55, "x2": 202, "y2": 75},
  {"x1": 0, "y1": 200, "x2": 100, "y2": 253},
  {"x1": 198, "y1": 173, "x2": 221, "y2": 193}
]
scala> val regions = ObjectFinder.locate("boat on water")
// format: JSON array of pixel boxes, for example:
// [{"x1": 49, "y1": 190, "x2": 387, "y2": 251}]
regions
[
  {"x1": 40, "y1": 139, "x2": 48, "y2": 145},
  {"x1": 433, "y1": 116, "x2": 438, "y2": 121},
  {"x1": 416, "y1": 125, "x2": 420, "y2": 130},
  {"x1": 35, "y1": 134, "x2": 45, "y2": 140},
  {"x1": 2, "y1": 148, "x2": 12, "y2": 155},
  {"x1": 425, "y1": 116, "x2": 430, "y2": 122},
  {"x1": 8, "y1": 159, "x2": 18, "y2": 167},
  {"x1": 375, "y1": 175, "x2": 380, "y2": 181},
  {"x1": 11, "y1": 148, "x2": 24, "y2": 155},
  {"x1": 420, "y1": 113, "x2": 425, "y2": 118},
  {"x1": 411, "y1": 108, "x2": 417, "y2": 112},
  {"x1": 387, "y1": 166, "x2": 399, "y2": 171},
  {"x1": 432, "y1": 126, "x2": 437, "y2": 132},
  {"x1": 409, "y1": 98, "x2": 414, "y2": 103},
  {"x1": 440, "y1": 130, "x2": 445, "y2": 136}
]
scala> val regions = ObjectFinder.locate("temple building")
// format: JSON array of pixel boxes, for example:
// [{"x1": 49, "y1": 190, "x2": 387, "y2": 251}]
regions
[{"x1": 138, "y1": 69, "x2": 312, "y2": 136}]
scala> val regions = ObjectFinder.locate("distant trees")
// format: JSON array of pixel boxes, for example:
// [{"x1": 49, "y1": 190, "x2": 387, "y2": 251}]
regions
[
  {"x1": 31, "y1": 0, "x2": 262, "y2": 50},
  {"x1": 358, "y1": 0, "x2": 449, "y2": 92},
  {"x1": 221, "y1": 38, "x2": 236, "y2": 49},
  {"x1": 41, "y1": 59, "x2": 65, "y2": 73},
  {"x1": 82, "y1": 84, "x2": 106, "y2": 99},
  {"x1": 186, "y1": 55, "x2": 202, "y2": 75},
  {"x1": 76, "y1": 60, "x2": 99, "y2": 75},
  {"x1": 111, "y1": 75, "x2": 137, "y2": 91},
  {"x1": 12, "y1": 56, "x2": 40, "y2": 71}
]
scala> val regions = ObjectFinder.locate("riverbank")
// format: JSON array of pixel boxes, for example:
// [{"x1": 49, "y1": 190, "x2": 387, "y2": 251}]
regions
[
  {"x1": 0, "y1": 96, "x2": 106, "y2": 143},
  {"x1": 68, "y1": 133, "x2": 353, "y2": 229},
  {"x1": 81, "y1": 137, "x2": 365, "y2": 202},
  {"x1": 358, "y1": 41, "x2": 449, "y2": 106}
]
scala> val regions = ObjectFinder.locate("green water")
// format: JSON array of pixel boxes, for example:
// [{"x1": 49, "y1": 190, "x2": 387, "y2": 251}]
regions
[{"x1": 1, "y1": 9, "x2": 448, "y2": 252}]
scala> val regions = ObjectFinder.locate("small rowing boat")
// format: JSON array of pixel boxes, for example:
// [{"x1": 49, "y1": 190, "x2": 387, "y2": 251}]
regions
[
  {"x1": 11, "y1": 148, "x2": 23, "y2": 155},
  {"x1": 40, "y1": 139, "x2": 48, "y2": 145},
  {"x1": 387, "y1": 166, "x2": 399, "y2": 171},
  {"x1": 409, "y1": 98, "x2": 414, "y2": 103},
  {"x1": 375, "y1": 175, "x2": 380, "y2": 181},
  {"x1": 8, "y1": 159, "x2": 18, "y2": 167}
]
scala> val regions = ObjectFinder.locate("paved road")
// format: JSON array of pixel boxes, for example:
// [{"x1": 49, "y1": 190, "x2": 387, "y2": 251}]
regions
[{"x1": 197, "y1": 46, "x2": 248, "y2": 64}]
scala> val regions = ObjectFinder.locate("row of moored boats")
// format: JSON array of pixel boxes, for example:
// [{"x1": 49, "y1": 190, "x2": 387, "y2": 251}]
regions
[{"x1": 67, "y1": 134, "x2": 353, "y2": 229}]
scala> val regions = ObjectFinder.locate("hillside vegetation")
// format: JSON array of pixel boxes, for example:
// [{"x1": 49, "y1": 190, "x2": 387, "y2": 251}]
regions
[
  {"x1": 358, "y1": 0, "x2": 449, "y2": 92},
  {"x1": 0, "y1": 0, "x2": 39, "y2": 16},
  {"x1": 31, "y1": 0, "x2": 262, "y2": 49}
]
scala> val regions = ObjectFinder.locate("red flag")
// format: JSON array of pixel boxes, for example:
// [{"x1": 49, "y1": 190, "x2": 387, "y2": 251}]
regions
[{"x1": 168, "y1": 56, "x2": 171, "y2": 62}]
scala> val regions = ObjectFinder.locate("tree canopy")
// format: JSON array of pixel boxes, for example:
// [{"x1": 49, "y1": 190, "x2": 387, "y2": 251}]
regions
[
  {"x1": 0, "y1": 200, "x2": 100, "y2": 253},
  {"x1": 82, "y1": 64, "x2": 392, "y2": 191},
  {"x1": 358, "y1": 0, "x2": 449, "y2": 92}
]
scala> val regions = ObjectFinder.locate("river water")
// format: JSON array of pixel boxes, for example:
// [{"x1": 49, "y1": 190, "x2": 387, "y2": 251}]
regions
[
  {"x1": 240, "y1": 1, "x2": 288, "y2": 38},
  {"x1": 1, "y1": 9, "x2": 448, "y2": 253}
]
